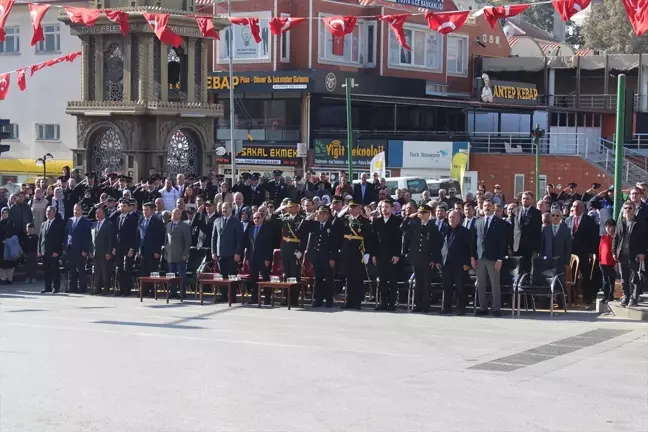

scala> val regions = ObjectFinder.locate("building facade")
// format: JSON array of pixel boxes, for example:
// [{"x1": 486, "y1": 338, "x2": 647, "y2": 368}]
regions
[
  {"x1": 0, "y1": 1, "x2": 85, "y2": 185},
  {"x1": 199, "y1": 0, "x2": 509, "y2": 179}
]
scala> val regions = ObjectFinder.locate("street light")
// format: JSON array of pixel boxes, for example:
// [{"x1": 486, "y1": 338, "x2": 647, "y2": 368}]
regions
[
  {"x1": 34, "y1": 152, "x2": 54, "y2": 178},
  {"x1": 342, "y1": 78, "x2": 359, "y2": 180}
]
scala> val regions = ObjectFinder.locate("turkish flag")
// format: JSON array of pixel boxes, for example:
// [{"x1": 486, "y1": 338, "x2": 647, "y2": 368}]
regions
[
  {"x1": 269, "y1": 17, "x2": 306, "y2": 35},
  {"x1": 426, "y1": 11, "x2": 470, "y2": 34},
  {"x1": 323, "y1": 16, "x2": 357, "y2": 37},
  {"x1": 0, "y1": 72, "x2": 9, "y2": 101},
  {"x1": 0, "y1": 0, "x2": 15, "y2": 42},
  {"x1": 64, "y1": 7, "x2": 101, "y2": 26},
  {"x1": 16, "y1": 68, "x2": 25, "y2": 91},
  {"x1": 378, "y1": 15, "x2": 411, "y2": 50},
  {"x1": 482, "y1": 4, "x2": 529, "y2": 29},
  {"x1": 229, "y1": 17, "x2": 262, "y2": 43},
  {"x1": 29, "y1": 3, "x2": 50, "y2": 46},
  {"x1": 65, "y1": 50, "x2": 82, "y2": 62},
  {"x1": 196, "y1": 16, "x2": 219, "y2": 39},
  {"x1": 143, "y1": 13, "x2": 183, "y2": 48},
  {"x1": 105, "y1": 10, "x2": 129, "y2": 36},
  {"x1": 622, "y1": 0, "x2": 648, "y2": 35},
  {"x1": 30, "y1": 62, "x2": 46, "y2": 76},
  {"x1": 45, "y1": 55, "x2": 67, "y2": 67},
  {"x1": 552, "y1": 0, "x2": 591, "y2": 21}
]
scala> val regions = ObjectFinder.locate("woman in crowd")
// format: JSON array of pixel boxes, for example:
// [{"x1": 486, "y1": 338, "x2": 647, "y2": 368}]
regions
[
  {"x1": 183, "y1": 186, "x2": 197, "y2": 210},
  {"x1": 214, "y1": 182, "x2": 233, "y2": 205},
  {"x1": 30, "y1": 188, "x2": 48, "y2": 233}
]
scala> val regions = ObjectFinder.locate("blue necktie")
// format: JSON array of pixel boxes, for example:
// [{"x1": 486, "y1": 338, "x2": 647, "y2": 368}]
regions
[
  {"x1": 320, "y1": 223, "x2": 325, "y2": 232},
  {"x1": 254, "y1": 225, "x2": 259, "y2": 240}
]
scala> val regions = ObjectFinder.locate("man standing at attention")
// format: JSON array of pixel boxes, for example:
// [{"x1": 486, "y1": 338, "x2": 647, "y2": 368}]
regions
[
  {"x1": 165, "y1": 208, "x2": 192, "y2": 298},
  {"x1": 66, "y1": 203, "x2": 92, "y2": 293},
  {"x1": 39, "y1": 206, "x2": 65, "y2": 294}
]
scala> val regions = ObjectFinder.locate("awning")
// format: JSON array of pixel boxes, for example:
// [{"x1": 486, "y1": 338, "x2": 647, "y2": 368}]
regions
[{"x1": 0, "y1": 159, "x2": 74, "y2": 175}]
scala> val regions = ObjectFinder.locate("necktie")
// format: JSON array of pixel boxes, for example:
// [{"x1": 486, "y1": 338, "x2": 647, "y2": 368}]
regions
[
  {"x1": 484, "y1": 217, "x2": 490, "y2": 233},
  {"x1": 553, "y1": 225, "x2": 558, "y2": 236},
  {"x1": 254, "y1": 225, "x2": 259, "y2": 240},
  {"x1": 144, "y1": 218, "x2": 149, "y2": 231},
  {"x1": 120, "y1": 215, "x2": 124, "y2": 229},
  {"x1": 97, "y1": 221, "x2": 102, "y2": 232},
  {"x1": 172, "y1": 223, "x2": 176, "y2": 232},
  {"x1": 224, "y1": 217, "x2": 228, "y2": 226},
  {"x1": 73, "y1": 217, "x2": 78, "y2": 229},
  {"x1": 573, "y1": 216, "x2": 579, "y2": 233},
  {"x1": 321, "y1": 223, "x2": 325, "y2": 232}
]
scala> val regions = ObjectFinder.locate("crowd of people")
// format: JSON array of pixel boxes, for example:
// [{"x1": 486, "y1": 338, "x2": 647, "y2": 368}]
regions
[{"x1": 2, "y1": 165, "x2": 646, "y2": 314}]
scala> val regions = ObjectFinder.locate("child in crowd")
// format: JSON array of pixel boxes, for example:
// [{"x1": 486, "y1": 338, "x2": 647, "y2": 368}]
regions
[
  {"x1": 22, "y1": 223, "x2": 39, "y2": 283},
  {"x1": 599, "y1": 219, "x2": 617, "y2": 303}
]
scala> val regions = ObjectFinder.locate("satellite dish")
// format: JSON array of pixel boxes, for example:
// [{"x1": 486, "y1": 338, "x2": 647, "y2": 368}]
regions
[
  {"x1": 215, "y1": 146, "x2": 227, "y2": 156},
  {"x1": 502, "y1": 23, "x2": 515, "y2": 38}
]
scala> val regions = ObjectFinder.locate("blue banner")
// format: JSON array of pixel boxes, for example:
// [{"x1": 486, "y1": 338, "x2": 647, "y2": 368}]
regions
[{"x1": 393, "y1": 0, "x2": 444, "y2": 11}]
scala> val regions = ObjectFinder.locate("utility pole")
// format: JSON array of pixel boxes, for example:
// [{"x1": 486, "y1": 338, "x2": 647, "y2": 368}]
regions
[
  {"x1": 532, "y1": 124, "x2": 545, "y2": 201},
  {"x1": 342, "y1": 78, "x2": 358, "y2": 179},
  {"x1": 227, "y1": 0, "x2": 236, "y2": 186},
  {"x1": 614, "y1": 74, "x2": 626, "y2": 217}
]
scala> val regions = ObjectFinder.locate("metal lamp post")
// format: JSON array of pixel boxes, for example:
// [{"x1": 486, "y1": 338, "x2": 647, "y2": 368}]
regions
[
  {"x1": 34, "y1": 152, "x2": 54, "y2": 178},
  {"x1": 342, "y1": 78, "x2": 358, "y2": 179}
]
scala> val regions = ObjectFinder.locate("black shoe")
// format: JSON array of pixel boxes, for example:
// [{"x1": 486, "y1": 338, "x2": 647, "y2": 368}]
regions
[
  {"x1": 474, "y1": 309, "x2": 489, "y2": 317},
  {"x1": 6, "y1": 280, "x2": 12, "y2": 285},
  {"x1": 492, "y1": 310, "x2": 502, "y2": 317},
  {"x1": 387, "y1": 305, "x2": 396, "y2": 312},
  {"x1": 313, "y1": 301, "x2": 324, "y2": 308},
  {"x1": 40, "y1": 288, "x2": 52, "y2": 294},
  {"x1": 375, "y1": 303, "x2": 389, "y2": 311},
  {"x1": 439, "y1": 308, "x2": 452, "y2": 315},
  {"x1": 629, "y1": 298, "x2": 639, "y2": 307}
]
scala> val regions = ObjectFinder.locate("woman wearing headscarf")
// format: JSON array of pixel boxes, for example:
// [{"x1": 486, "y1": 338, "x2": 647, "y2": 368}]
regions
[
  {"x1": 0, "y1": 208, "x2": 18, "y2": 284},
  {"x1": 30, "y1": 188, "x2": 48, "y2": 234}
]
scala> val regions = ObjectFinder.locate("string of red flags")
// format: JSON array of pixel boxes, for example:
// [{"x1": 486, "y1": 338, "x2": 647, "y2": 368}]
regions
[
  {"x1": 0, "y1": 51, "x2": 81, "y2": 101},
  {"x1": 1, "y1": 1, "x2": 648, "y2": 50}
]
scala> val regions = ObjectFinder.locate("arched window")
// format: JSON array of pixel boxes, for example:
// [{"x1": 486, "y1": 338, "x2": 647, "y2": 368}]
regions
[
  {"x1": 167, "y1": 129, "x2": 200, "y2": 177},
  {"x1": 168, "y1": 46, "x2": 187, "y2": 101},
  {"x1": 91, "y1": 127, "x2": 124, "y2": 173}
]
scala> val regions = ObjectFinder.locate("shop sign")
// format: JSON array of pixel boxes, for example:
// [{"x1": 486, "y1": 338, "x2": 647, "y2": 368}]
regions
[
  {"x1": 215, "y1": 145, "x2": 301, "y2": 166},
  {"x1": 392, "y1": 0, "x2": 443, "y2": 10},
  {"x1": 313, "y1": 138, "x2": 386, "y2": 167},
  {"x1": 478, "y1": 74, "x2": 538, "y2": 106},
  {"x1": 388, "y1": 141, "x2": 466, "y2": 169},
  {"x1": 208, "y1": 72, "x2": 312, "y2": 92}
]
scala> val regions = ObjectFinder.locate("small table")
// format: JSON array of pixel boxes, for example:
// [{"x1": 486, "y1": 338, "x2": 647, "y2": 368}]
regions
[
  {"x1": 256, "y1": 281, "x2": 304, "y2": 310},
  {"x1": 138, "y1": 277, "x2": 182, "y2": 303},
  {"x1": 198, "y1": 278, "x2": 241, "y2": 306}
]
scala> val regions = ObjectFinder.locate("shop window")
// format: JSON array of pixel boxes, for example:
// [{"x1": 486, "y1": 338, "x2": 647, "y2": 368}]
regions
[
  {"x1": 318, "y1": 14, "x2": 375, "y2": 67},
  {"x1": 279, "y1": 13, "x2": 290, "y2": 62},
  {"x1": 514, "y1": 174, "x2": 525, "y2": 197},
  {"x1": 396, "y1": 105, "x2": 422, "y2": 130},
  {"x1": 447, "y1": 34, "x2": 468, "y2": 76},
  {"x1": 217, "y1": 11, "x2": 271, "y2": 63}
]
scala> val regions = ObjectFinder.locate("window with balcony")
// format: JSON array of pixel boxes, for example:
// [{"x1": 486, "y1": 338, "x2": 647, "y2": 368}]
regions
[
  {"x1": 36, "y1": 123, "x2": 60, "y2": 141},
  {"x1": 0, "y1": 27, "x2": 19, "y2": 54},
  {"x1": 447, "y1": 34, "x2": 468, "y2": 76},
  {"x1": 36, "y1": 24, "x2": 60, "y2": 53},
  {"x1": 388, "y1": 24, "x2": 443, "y2": 72},
  {"x1": 217, "y1": 11, "x2": 271, "y2": 63},
  {"x1": 318, "y1": 14, "x2": 376, "y2": 67}
]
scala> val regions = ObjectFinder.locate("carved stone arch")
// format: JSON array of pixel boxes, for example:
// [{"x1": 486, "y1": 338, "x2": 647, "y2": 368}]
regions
[
  {"x1": 165, "y1": 126, "x2": 203, "y2": 177},
  {"x1": 161, "y1": 122, "x2": 209, "y2": 153},
  {"x1": 103, "y1": 40, "x2": 124, "y2": 101},
  {"x1": 84, "y1": 121, "x2": 128, "y2": 174}
]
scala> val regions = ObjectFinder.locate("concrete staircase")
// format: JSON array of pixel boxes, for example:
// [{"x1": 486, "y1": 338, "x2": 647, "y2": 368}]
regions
[
  {"x1": 597, "y1": 294, "x2": 648, "y2": 321},
  {"x1": 584, "y1": 139, "x2": 648, "y2": 187}
]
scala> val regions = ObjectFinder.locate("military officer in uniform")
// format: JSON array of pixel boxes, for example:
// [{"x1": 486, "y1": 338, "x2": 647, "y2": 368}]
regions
[
  {"x1": 402, "y1": 204, "x2": 442, "y2": 313},
  {"x1": 340, "y1": 200, "x2": 372, "y2": 310},
  {"x1": 264, "y1": 170, "x2": 288, "y2": 207},
  {"x1": 248, "y1": 173, "x2": 265, "y2": 207},
  {"x1": 300, "y1": 205, "x2": 341, "y2": 307},
  {"x1": 371, "y1": 199, "x2": 403, "y2": 311},
  {"x1": 279, "y1": 200, "x2": 306, "y2": 306}
]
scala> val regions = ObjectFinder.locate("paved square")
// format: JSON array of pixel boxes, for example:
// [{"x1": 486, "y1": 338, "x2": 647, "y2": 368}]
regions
[{"x1": 1, "y1": 283, "x2": 647, "y2": 432}]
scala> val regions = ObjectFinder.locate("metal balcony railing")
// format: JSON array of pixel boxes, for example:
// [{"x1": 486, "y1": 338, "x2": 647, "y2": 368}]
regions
[{"x1": 469, "y1": 132, "x2": 589, "y2": 156}]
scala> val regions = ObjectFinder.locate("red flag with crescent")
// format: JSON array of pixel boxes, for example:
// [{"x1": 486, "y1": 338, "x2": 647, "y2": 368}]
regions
[
  {"x1": 16, "y1": 68, "x2": 25, "y2": 91},
  {"x1": 323, "y1": 16, "x2": 357, "y2": 37},
  {"x1": 378, "y1": 15, "x2": 411, "y2": 50},
  {"x1": 269, "y1": 16, "x2": 306, "y2": 35},
  {"x1": 64, "y1": 7, "x2": 101, "y2": 26},
  {"x1": 29, "y1": 3, "x2": 51, "y2": 46},
  {"x1": 0, "y1": 0, "x2": 15, "y2": 42},
  {"x1": 105, "y1": 10, "x2": 129, "y2": 36},
  {"x1": 196, "y1": 16, "x2": 219, "y2": 39},
  {"x1": 229, "y1": 17, "x2": 262, "y2": 43},
  {"x1": 621, "y1": 0, "x2": 648, "y2": 36},
  {"x1": 0, "y1": 72, "x2": 9, "y2": 101},
  {"x1": 425, "y1": 11, "x2": 470, "y2": 34},
  {"x1": 482, "y1": 4, "x2": 530, "y2": 29}
]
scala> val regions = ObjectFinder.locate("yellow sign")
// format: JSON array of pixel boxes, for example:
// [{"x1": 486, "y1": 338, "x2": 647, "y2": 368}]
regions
[
  {"x1": 450, "y1": 151, "x2": 469, "y2": 193},
  {"x1": 325, "y1": 140, "x2": 385, "y2": 160},
  {"x1": 239, "y1": 147, "x2": 298, "y2": 158},
  {"x1": 492, "y1": 85, "x2": 538, "y2": 101},
  {"x1": 207, "y1": 75, "x2": 310, "y2": 90}
]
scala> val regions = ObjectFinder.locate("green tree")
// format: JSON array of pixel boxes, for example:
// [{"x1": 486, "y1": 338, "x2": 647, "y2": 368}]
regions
[{"x1": 582, "y1": 0, "x2": 648, "y2": 53}]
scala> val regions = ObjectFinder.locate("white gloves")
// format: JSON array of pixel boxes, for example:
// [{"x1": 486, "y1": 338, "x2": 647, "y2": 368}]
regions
[
  {"x1": 363, "y1": 254, "x2": 370, "y2": 264},
  {"x1": 295, "y1": 251, "x2": 303, "y2": 260}
]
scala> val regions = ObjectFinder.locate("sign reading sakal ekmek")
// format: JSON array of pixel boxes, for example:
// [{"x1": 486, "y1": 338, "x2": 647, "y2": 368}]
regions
[
  {"x1": 313, "y1": 138, "x2": 386, "y2": 166},
  {"x1": 208, "y1": 72, "x2": 312, "y2": 92},
  {"x1": 215, "y1": 145, "x2": 300, "y2": 166}
]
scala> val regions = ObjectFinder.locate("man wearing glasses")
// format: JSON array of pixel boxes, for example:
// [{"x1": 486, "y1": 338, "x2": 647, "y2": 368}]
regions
[
  {"x1": 613, "y1": 203, "x2": 647, "y2": 307},
  {"x1": 565, "y1": 200, "x2": 599, "y2": 310},
  {"x1": 540, "y1": 208, "x2": 572, "y2": 274}
]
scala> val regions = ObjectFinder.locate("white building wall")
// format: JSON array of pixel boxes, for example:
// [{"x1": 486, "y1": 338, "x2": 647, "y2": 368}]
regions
[{"x1": 0, "y1": 4, "x2": 82, "y2": 162}]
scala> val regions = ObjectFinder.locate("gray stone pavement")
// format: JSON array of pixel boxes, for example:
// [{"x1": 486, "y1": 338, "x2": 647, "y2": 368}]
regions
[{"x1": 1, "y1": 282, "x2": 647, "y2": 432}]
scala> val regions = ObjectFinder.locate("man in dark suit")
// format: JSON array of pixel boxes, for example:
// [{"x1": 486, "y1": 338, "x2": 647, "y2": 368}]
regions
[
  {"x1": 211, "y1": 202, "x2": 244, "y2": 294},
  {"x1": 301, "y1": 206, "x2": 341, "y2": 307},
  {"x1": 65, "y1": 203, "x2": 92, "y2": 293},
  {"x1": 473, "y1": 199, "x2": 508, "y2": 316},
  {"x1": 403, "y1": 204, "x2": 442, "y2": 313},
  {"x1": 164, "y1": 208, "x2": 192, "y2": 298},
  {"x1": 613, "y1": 202, "x2": 647, "y2": 307},
  {"x1": 540, "y1": 208, "x2": 572, "y2": 272},
  {"x1": 247, "y1": 173, "x2": 265, "y2": 207},
  {"x1": 245, "y1": 211, "x2": 275, "y2": 305},
  {"x1": 371, "y1": 200, "x2": 403, "y2": 311},
  {"x1": 462, "y1": 201, "x2": 478, "y2": 233},
  {"x1": 514, "y1": 191, "x2": 542, "y2": 273},
  {"x1": 138, "y1": 202, "x2": 166, "y2": 284},
  {"x1": 196, "y1": 201, "x2": 218, "y2": 250},
  {"x1": 90, "y1": 206, "x2": 115, "y2": 295},
  {"x1": 353, "y1": 173, "x2": 375, "y2": 206},
  {"x1": 441, "y1": 210, "x2": 472, "y2": 315},
  {"x1": 434, "y1": 204, "x2": 450, "y2": 238},
  {"x1": 115, "y1": 199, "x2": 139, "y2": 296},
  {"x1": 565, "y1": 200, "x2": 599, "y2": 308},
  {"x1": 263, "y1": 170, "x2": 288, "y2": 207},
  {"x1": 39, "y1": 206, "x2": 65, "y2": 294}
]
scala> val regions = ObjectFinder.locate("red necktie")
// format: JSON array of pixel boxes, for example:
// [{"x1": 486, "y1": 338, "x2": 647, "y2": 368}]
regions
[{"x1": 573, "y1": 216, "x2": 579, "y2": 233}]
